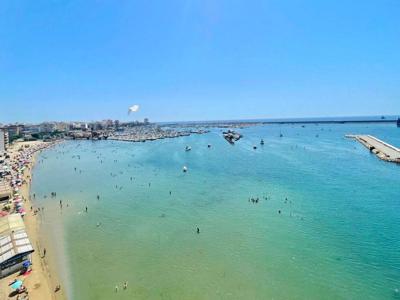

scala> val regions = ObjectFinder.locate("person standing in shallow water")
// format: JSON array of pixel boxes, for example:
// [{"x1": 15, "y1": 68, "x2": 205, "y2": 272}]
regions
[
  {"x1": 197, "y1": 227, "x2": 200, "y2": 234},
  {"x1": 85, "y1": 206, "x2": 88, "y2": 213}
]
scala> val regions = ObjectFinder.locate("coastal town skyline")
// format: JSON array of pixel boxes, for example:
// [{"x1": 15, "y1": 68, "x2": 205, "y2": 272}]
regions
[{"x1": 1, "y1": 113, "x2": 400, "y2": 126}]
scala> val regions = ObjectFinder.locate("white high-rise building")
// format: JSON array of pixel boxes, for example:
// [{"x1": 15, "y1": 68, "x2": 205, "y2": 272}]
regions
[{"x1": 0, "y1": 129, "x2": 8, "y2": 153}]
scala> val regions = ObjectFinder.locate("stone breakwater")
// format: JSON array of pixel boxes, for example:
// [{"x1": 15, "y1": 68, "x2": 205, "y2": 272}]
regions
[{"x1": 346, "y1": 134, "x2": 400, "y2": 163}]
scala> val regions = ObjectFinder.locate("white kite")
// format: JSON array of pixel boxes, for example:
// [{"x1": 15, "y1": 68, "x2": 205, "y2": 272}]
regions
[{"x1": 128, "y1": 104, "x2": 140, "y2": 114}]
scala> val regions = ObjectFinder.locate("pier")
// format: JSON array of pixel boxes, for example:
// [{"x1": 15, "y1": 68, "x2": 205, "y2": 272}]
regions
[{"x1": 346, "y1": 134, "x2": 400, "y2": 163}]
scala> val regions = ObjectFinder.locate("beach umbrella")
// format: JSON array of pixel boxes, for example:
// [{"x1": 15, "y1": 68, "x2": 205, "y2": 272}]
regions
[
  {"x1": 22, "y1": 261, "x2": 31, "y2": 268},
  {"x1": 10, "y1": 280, "x2": 23, "y2": 290}
]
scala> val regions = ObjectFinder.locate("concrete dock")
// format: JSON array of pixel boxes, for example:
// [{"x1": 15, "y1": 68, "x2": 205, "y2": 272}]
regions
[{"x1": 346, "y1": 135, "x2": 400, "y2": 163}]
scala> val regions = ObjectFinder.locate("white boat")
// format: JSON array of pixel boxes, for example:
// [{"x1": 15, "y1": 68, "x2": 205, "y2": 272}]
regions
[{"x1": 185, "y1": 146, "x2": 192, "y2": 151}]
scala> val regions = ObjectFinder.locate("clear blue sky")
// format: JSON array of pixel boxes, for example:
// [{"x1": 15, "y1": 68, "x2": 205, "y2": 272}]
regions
[{"x1": 0, "y1": 0, "x2": 399, "y2": 123}]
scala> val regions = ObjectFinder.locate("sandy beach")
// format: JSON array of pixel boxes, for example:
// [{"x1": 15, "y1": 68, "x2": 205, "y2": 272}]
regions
[{"x1": 0, "y1": 141, "x2": 65, "y2": 300}]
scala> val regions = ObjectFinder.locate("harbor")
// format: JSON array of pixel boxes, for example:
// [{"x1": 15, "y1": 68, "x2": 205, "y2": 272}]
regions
[
  {"x1": 108, "y1": 127, "x2": 209, "y2": 142},
  {"x1": 346, "y1": 134, "x2": 400, "y2": 163}
]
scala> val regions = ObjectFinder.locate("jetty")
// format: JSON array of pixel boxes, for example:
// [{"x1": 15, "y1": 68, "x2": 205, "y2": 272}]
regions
[{"x1": 346, "y1": 134, "x2": 400, "y2": 163}]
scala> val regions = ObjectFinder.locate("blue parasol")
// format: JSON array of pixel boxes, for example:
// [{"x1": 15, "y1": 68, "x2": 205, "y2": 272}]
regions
[
  {"x1": 22, "y1": 261, "x2": 31, "y2": 268},
  {"x1": 10, "y1": 280, "x2": 23, "y2": 289}
]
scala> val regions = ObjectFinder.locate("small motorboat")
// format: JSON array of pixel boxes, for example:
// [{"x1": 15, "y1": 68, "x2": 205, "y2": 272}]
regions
[{"x1": 185, "y1": 146, "x2": 192, "y2": 152}]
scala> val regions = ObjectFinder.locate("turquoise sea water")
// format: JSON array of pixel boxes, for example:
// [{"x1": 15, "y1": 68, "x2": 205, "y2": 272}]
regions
[{"x1": 31, "y1": 123, "x2": 400, "y2": 300}]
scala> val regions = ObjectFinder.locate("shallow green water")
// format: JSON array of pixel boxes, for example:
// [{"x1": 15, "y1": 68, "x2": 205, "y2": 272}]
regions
[{"x1": 31, "y1": 123, "x2": 400, "y2": 300}]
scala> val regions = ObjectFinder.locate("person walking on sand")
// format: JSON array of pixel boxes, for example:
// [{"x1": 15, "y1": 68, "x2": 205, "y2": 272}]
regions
[{"x1": 43, "y1": 248, "x2": 47, "y2": 258}]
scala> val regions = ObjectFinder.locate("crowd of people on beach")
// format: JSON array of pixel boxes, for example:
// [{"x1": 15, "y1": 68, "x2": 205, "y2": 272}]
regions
[{"x1": 0, "y1": 141, "x2": 61, "y2": 299}]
